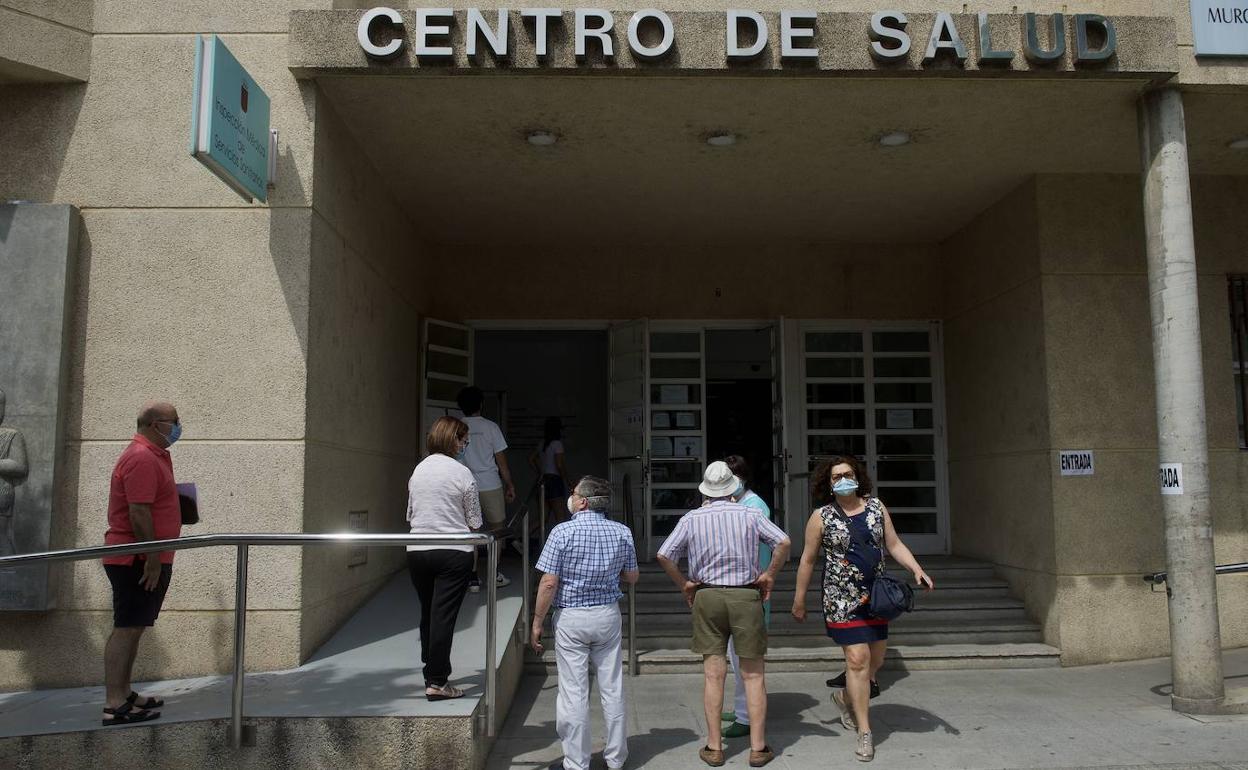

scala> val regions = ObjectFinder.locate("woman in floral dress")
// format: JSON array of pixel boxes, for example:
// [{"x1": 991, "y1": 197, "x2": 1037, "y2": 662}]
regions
[{"x1": 791, "y1": 455, "x2": 934, "y2": 763}]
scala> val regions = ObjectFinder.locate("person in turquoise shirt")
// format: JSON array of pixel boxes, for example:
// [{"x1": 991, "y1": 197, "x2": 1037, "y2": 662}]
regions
[{"x1": 721, "y1": 455, "x2": 775, "y2": 739}]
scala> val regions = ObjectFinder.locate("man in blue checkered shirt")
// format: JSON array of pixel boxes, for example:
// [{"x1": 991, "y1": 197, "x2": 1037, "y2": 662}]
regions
[{"x1": 531, "y1": 475, "x2": 640, "y2": 770}]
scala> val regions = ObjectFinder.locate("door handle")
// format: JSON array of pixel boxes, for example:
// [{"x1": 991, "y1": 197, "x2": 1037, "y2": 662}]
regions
[{"x1": 609, "y1": 455, "x2": 643, "y2": 462}]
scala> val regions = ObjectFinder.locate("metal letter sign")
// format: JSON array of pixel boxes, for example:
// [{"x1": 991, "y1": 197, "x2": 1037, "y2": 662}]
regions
[
  {"x1": 190, "y1": 36, "x2": 273, "y2": 203},
  {"x1": 1191, "y1": 0, "x2": 1248, "y2": 56}
]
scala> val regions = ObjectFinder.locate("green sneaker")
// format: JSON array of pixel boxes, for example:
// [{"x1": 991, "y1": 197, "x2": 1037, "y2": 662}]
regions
[
  {"x1": 722, "y1": 721, "x2": 751, "y2": 738},
  {"x1": 721, "y1": 711, "x2": 735, "y2": 722}
]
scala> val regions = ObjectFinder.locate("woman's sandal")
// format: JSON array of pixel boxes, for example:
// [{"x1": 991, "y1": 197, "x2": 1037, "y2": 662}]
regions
[
  {"x1": 102, "y1": 701, "x2": 161, "y2": 726},
  {"x1": 126, "y1": 691, "x2": 164, "y2": 709},
  {"x1": 425, "y1": 683, "x2": 465, "y2": 701}
]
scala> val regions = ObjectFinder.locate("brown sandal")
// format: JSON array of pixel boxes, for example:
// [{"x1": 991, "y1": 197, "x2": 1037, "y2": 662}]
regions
[{"x1": 425, "y1": 683, "x2": 464, "y2": 701}]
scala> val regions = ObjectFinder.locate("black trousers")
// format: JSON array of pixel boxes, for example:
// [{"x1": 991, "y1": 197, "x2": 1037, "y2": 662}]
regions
[{"x1": 407, "y1": 549, "x2": 474, "y2": 687}]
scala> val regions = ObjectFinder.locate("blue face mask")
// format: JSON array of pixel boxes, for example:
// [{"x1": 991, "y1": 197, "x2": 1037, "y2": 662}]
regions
[
  {"x1": 832, "y1": 477, "x2": 859, "y2": 496},
  {"x1": 159, "y1": 422, "x2": 182, "y2": 447}
]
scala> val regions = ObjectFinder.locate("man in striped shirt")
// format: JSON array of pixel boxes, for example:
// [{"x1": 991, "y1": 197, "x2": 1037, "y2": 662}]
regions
[{"x1": 656, "y1": 461, "x2": 790, "y2": 768}]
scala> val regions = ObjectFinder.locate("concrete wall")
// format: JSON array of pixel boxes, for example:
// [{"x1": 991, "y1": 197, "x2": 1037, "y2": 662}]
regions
[
  {"x1": 301, "y1": 92, "x2": 427, "y2": 659},
  {"x1": 0, "y1": 1, "x2": 92, "y2": 82},
  {"x1": 0, "y1": 9, "x2": 325, "y2": 688},
  {"x1": 427, "y1": 243, "x2": 942, "y2": 321},
  {"x1": 940, "y1": 180, "x2": 1063, "y2": 645},
  {"x1": 1033, "y1": 173, "x2": 1248, "y2": 664}
]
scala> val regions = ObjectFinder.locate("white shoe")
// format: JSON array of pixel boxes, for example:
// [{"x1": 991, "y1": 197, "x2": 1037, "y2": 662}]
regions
[
  {"x1": 467, "y1": 578, "x2": 481, "y2": 594},
  {"x1": 495, "y1": 572, "x2": 511, "y2": 588},
  {"x1": 832, "y1": 690, "x2": 856, "y2": 731}
]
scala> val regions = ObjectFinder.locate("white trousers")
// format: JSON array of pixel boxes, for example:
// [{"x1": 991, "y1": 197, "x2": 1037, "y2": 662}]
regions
[
  {"x1": 727, "y1": 637, "x2": 749, "y2": 725},
  {"x1": 554, "y1": 604, "x2": 628, "y2": 770}
]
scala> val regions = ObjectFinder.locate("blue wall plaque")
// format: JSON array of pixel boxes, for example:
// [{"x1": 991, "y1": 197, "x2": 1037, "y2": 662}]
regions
[{"x1": 189, "y1": 35, "x2": 272, "y2": 202}]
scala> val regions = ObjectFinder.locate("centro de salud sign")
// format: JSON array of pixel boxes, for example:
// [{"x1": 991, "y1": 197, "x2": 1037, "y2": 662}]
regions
[
  {"x1": 354, "y1": 6, "x2": 1119, "y2": 66},
  {"x1": 190, "y1": 35, "x2": 273, "y2": 203}
]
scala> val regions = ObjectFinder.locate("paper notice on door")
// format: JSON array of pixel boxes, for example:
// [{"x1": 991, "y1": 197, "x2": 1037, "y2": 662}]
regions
[{"x1": 885, "y1": 409, "x2": 914, "y2": 430}]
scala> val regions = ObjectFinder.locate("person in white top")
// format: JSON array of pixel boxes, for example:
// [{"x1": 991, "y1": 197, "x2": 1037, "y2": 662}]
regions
[
  {"x1": 529, "y1": 416, "x2": 572, "y2": 527},
  {"x1": 455, "y1": 387, "x2": 516, "y2": 592},
  {"x1": 406, "y1": 416, "x2": 482, "y2": 701}
]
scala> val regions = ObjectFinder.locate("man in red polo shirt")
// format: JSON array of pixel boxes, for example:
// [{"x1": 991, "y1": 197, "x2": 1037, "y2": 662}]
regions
[{"x1": 101, "y1": 400, "x2": 183, "y2": 726}]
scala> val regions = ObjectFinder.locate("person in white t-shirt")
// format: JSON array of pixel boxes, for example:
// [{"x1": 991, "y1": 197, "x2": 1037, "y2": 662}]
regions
[
  {"x1": 456, "y1": 387, "x2": 516, "y2": 592},
  {"x1": 529, "y1": 416, "x2": 572, "y2": 527}
]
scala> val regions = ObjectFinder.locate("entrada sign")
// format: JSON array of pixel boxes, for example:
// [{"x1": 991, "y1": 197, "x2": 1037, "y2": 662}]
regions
[{"x1": 356, "y1": 7, "x2": 1117, "y2": 66}]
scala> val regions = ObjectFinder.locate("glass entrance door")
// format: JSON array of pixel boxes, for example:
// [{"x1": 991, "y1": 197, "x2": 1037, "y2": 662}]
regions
[
  {"x1": 608, "y1": 320, "x2": 648, "y2": 546},
  {"x1": 799, "y1": 323, "x2": 949, "y2": 554},
  {"x1": 646, "y1": 327, "x2": 706, "y2": 557}
]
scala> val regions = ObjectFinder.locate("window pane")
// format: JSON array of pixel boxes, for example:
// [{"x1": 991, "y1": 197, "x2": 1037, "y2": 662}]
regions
[
  {"x1": 877, "y1": 459, "x2": 936, "y2": 482},
  {"x1": 806, "y1": 358, "x2": 865, "y2": 378},
  {"x1": 874, "y1": 357, "x2": 931, "y2": 378},
  {"x1": 875, "y1": 408, "x2": 934, "y2": 430},
  {"x1": 651, "y1": 332, "x2": 700, "y2": 353},
  {"x1": 652, "y1": 514, "x2": 683, "y2": 537},
  {"x1": 652, "y1": 489, "x2": 701, "y2": 511},
  {"x1": 427, "y1": 349, "x2": 469, "y2": 378},
  {"x1": 875, "y1": 382, "x2": 932, "y2": 403},
  {"x1": 650, "y1": 357, "x2": 700, "y2": 379},
  {"x1": 805, "y1": 332, "x2": 863, "y2": 353},
  {"x1": 428, "y1": 323, "x2": 469, "y2": 350},
  {"x1": 650, "y1": 461, "x2": 703, "y2": 483},
  {"x1": 873, "y1": 331, "x2": 930, "y2": 353},
  {"x1": 427, "y1": 377, "x2": 461, "y2": 403},
  {"x1": 652, "y1": 384, "x2": 702, "y2": 405},
  {"x1": 652, "y1": 410, "x2": 701, "y2": 431},
  {"x1": 877, "y1": 434, "x2": 935, "y2": 455},
  {"x1": 888, "y1": 512, "x2": 938, "y2": 534},
  {"x1": 806, "y1": 383, "x2": 865, "y2": 404},
  {"x1": 877, "y1": 486, "x2": 937, "y2": 508},
  {"x1": 808, "y1": 409, "x2": 866, "y2": 430},
  {"x1": 808, "y1": 434, "x2": 866, "y2": 457}
]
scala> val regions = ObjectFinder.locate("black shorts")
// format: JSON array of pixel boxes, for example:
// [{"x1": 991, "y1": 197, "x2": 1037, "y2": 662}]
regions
[{"x1": 105, "y1": 561, "x2": 173, "y2": 628}]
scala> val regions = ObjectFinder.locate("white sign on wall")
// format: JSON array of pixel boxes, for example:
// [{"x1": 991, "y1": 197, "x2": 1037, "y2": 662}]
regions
[
  {"x1": 1160, "y1": 463, "x2": 1184, "y2": 495},
  {"x1": 1190, "y1": 0, "x2": 1248, "y2": 57},
  {"x1": 1059, "y1": 450, "x2": 1094, "y2": 476}
]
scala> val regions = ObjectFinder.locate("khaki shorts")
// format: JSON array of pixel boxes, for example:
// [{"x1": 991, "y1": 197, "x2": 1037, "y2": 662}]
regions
[
  {"x1": 479, "y1": 487, "x2": 506, "y2": 526},
  {"x1": 691, "y1": 587, "x2": 766, "y2": 659}
]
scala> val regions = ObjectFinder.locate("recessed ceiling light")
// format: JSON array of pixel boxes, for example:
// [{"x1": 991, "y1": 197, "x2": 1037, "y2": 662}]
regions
[
  {"x1": 878, "y1": 131, "x2": 912, "y2": 147},
  {"x1": 1229, "y1": 137, "x2": 1248, "y2": 150},
  {"x1": 706, "y1": 132, "x2": 737, "y2": 147},
  {"x1": 526, "y1": 130, "x2": 558, "y2": 146}
]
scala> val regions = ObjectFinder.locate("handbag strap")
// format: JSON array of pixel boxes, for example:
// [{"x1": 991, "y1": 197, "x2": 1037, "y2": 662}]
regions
[{"x1": 830, "y1": 498, "x2": 883, "y2": 563}]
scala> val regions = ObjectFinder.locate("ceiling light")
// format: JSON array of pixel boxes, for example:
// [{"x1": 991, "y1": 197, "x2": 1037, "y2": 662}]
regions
[
  {"x1": 526, "y1": 130, "x2": 558, "y2": 146},
  {"x1": 705, "y1": 132, "x2": 737, "y2": 147},
  {"x1": 1229, "y1": 137, "x2": 1248, "y2": 150},
  {"x1": 878, "y1": 131, "x2": 912, "y2": 147}
]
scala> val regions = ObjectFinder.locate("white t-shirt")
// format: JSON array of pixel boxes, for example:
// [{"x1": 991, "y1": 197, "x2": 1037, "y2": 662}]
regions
[
  {"x1": 407, "y1": 453, "x2": 483, "y2": 552},
  {"x1": 459, "y1": 415, "x2": 508, "y2": 491},
  {"x1": 540, "y1": 439, "x2": 564, "y2": 475}
]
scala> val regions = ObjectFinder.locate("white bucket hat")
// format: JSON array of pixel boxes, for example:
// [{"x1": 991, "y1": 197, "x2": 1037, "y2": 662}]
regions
[{"x1": 699, "y1": 461, "x2": 742, "y2": 498}]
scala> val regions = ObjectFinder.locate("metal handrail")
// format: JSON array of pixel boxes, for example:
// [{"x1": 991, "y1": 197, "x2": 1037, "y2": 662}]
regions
[
  {"x1": 0, "y1": 516, "x2": 529, "y2": 748},
  {"x1": 1144, "y1": 561, "x2": 1248, "y2": 585}
]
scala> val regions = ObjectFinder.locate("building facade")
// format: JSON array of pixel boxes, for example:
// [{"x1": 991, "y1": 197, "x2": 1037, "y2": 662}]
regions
[{"x1": 0, "y1": 0, "x2": 1246, "y2": 690}]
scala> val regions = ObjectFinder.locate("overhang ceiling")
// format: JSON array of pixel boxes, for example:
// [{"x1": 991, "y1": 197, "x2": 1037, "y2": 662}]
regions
[{"x1": 317, "y1": 75, "x2": 1248, "y2": 246}]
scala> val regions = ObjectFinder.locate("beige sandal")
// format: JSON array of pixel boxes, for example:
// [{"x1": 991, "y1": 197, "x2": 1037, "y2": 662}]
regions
[{"x1": 425, "y1": 683, "x2": 465, "y2": 701}]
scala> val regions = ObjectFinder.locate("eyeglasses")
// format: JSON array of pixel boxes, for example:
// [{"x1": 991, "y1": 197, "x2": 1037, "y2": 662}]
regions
[
  {"x1": 153, "y1": 417, "x2": 180, "y2": 426},
  {"x1": 831, "y1": 471, "x2": 856, "y2": 481}
]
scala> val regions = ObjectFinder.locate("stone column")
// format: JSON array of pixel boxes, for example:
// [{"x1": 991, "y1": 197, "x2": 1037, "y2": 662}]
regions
[{"x1": 1137, "y1": 87, "x2": 1224, "y2": 713}]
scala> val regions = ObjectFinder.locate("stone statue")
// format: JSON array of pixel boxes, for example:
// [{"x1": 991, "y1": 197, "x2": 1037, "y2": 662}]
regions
[{"x1": 0, "y1": 388, "x2": 30, "y2": 557}]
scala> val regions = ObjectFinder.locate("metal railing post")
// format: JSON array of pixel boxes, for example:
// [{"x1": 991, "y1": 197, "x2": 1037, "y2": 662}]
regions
[
  {"x1": 485, "y1": 537, "x2": 499, "y2": 737},
  {"x1": 231, "y1": 544, "x2": 249, "y2": 749},
  {"x1": 628, "y1": 578, "x2": 638, "y2": 676},
  {"x1": 522, "y1": 511, "x2": 530, "y2": 631},
  {"x1": 538, "y1": 491, "x2": 546, "y2": 547}
]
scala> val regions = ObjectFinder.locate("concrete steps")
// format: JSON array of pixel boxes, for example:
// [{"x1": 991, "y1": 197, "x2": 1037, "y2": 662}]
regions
[{"x1": 525, "y1": 554, "x2": 1060, "y2": 673}]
